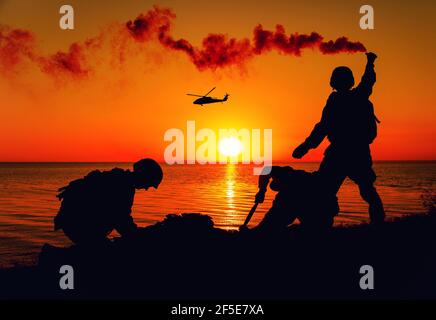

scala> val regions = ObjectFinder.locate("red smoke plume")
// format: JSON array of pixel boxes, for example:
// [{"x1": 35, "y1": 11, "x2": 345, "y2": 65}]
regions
[
  {"x1": 125, "y1": 7, "x2": 366, "y2": 71},
  {"x1": 319, "y1": 37, "x2": 367, "y2": 54},
  {"x1": 0, "y1": 6, "x2": 366, "y2": 78},
  {"x1": 0, "y1": 26, "x2": 36, "y2": 73},
  {"x1": 38, "y1": 37, "x2": 102, "y2": 78},
  {"x1": 253, "y1": 25, "x2": 324, "y2": 55},
  {"x1": 0, "y1": 25, "x2": 96, "y2": 78},
  {"x1": 39, "y1": 43, "x2": 89, "y2": 77}
]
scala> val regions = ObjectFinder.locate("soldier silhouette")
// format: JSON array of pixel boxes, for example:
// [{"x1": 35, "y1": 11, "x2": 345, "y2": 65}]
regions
[
  {"x1": 292, "y1": 52, "x2": 385, "y2": 225},
  {"x1": 250, "y1": 166, "x2": 339, "y2": 232},
  {"x1": 54, "y1": 158, "x2": 163, "y2": 244}
]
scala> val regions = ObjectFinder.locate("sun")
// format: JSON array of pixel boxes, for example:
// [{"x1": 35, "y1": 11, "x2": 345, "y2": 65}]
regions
[{"x1": 218, "y1": 137, "x2": 243, "y2": 157}]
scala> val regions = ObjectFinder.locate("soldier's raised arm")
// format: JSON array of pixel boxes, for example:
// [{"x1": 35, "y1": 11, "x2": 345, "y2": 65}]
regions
[{"x1": 355, "y1": 52, "x2": 377, "y2": 99}]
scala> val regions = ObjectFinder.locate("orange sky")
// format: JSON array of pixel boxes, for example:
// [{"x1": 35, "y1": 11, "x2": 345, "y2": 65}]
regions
[{"x1": 0, "y1": 0, "x2": 435, "y2": 162}]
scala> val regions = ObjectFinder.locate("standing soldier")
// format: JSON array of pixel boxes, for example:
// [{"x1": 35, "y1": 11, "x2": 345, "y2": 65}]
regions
[{"x1": 292, "y1": 52, "x2": 385, "y2": 225}]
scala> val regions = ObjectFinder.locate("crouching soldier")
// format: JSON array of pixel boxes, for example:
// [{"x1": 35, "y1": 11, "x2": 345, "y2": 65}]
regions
[
  {"x1": 250, "y1": 166, "x2": 338, "y2": 232},
  {"x1": 54, "y1": 158, "x2": 163, "y2": 245}
]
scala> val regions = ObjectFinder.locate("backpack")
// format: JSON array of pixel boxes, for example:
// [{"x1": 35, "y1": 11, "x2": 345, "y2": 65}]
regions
[
  {"x1": 325, "y1": 92, "x2": 380, "y2": 145},
  {"x1": 366, "y1": 100, "x2": 380, "y2": 144},
  {"x1": 54, "y1": 170, "x2": 103, "y2": 230}
]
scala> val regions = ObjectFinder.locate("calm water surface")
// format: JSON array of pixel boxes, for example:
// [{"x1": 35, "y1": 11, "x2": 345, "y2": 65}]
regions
[{"x1": 0, "y1": 162, "x2": 434, "y2": 267}]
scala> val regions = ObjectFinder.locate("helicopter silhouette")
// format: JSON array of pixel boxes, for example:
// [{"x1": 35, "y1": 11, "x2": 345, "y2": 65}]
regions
[{"x1": 187, "y1": 87, "x2": 229, "y2": 106}]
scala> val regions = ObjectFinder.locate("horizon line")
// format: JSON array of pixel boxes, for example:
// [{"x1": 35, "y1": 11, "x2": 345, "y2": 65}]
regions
[{"x1": 0, "y1": 160, "x2": 435, "y2": 164}]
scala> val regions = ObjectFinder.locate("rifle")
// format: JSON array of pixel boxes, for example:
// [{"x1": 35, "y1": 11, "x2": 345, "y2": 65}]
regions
[{"x1": 239, "y1": 202, "x2": 259, "y2": 231}]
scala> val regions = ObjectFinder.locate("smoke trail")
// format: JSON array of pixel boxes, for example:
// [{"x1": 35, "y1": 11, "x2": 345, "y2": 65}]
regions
[
  {"x1": 0, "y1": 26, "x2": 36, "y2": 73},
  {"x1": 0, "y1": 6, "x2": 367, "y2": 78},
  {"x1": 0, "y1": 25, "x2": 100, "y2": 78},
  {"x1": 126, "y1": 7, "x2": 366, "y2": 71}
]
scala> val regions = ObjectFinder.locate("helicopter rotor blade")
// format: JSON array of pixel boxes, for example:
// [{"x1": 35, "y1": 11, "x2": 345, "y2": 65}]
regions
[
  {"x1": 187, "y1": 94, "x2": 204, "y2": 97},
  {"x1": 204, "y1": 87, "x2": 216, "y2": 97}
]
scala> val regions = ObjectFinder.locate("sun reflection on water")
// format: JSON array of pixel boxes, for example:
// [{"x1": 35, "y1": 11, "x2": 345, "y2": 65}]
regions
[{"x1": 223, "y1": 164, "x2": 239, "y2": 229}]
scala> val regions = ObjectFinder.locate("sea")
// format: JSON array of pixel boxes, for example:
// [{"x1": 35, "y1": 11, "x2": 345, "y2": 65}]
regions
[{"x1": 0, "y1": 161, "x2": 434, "y2": 267}]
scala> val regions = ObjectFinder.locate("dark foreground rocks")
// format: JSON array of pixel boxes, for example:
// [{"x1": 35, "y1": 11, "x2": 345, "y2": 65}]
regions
[{"x1": 1, "y1": 212, "x2": 435, "y2": 299}]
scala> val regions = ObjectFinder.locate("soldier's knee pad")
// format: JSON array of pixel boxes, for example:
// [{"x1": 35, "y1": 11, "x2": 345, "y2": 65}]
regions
[{"x1": 63, "y1": 225, "x2": 108, "y2": 245}]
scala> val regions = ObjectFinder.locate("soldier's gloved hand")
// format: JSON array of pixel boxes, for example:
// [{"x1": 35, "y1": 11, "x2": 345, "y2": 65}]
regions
[
  {"x1": 292, "y1": 143, "x2": 308, "y2": 159},
  {"x1": 239, "y1": 224, "x2": 249, "y2": 232},
  {"x1": 366, "y1": 52, "x2": 377, "y2": 64},
  {"x1": 255, "y1": 190, "x2": 266, "y2": 204}
]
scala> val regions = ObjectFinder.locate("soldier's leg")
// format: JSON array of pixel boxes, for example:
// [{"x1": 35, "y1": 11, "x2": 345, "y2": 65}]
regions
[
  {"x1": 256, "y1": 192, "x2": 297, "y2": 230},
  {"x1": 358, "y1": 182, "x2": 385, "y2": 224},
  {"x1": 318, "y1": 151, "x2": 347, "y2": 198},
  {"x1": 299, "y1": 193, "x2": 338, "y2": 232},
  {"x1": 349, "y1": 153, "x2": 385, "y2": 224},
  {"x1": 63, "y1": 222, "x2": 109, "y2": 245}
]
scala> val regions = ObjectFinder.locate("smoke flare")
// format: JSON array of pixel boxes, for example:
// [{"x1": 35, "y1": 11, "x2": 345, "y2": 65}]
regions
[{"x1": 0, "y1": 6, "x2": 366, "y2": 78}]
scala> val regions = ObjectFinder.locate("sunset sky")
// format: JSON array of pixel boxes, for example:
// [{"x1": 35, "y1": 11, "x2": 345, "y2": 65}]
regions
[{"x1": 0, "y1": 0, "x2": 435, "y2": 162}]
